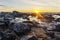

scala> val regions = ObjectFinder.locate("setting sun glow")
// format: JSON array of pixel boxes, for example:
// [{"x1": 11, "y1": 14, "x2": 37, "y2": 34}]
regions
[{"x1": 32, "y1": 9, "x2": 44, "y2": 19}]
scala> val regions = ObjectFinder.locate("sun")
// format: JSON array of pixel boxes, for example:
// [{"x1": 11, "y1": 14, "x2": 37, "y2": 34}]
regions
[
  {"x1": 35, "y1": 10, "x2": 39, "y2": 13},
  {"x1": 32, "y1": 7, "x2": 40, "y2": 13}
]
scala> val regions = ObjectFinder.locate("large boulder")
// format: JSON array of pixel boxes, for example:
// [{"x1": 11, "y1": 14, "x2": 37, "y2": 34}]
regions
[{"x1": 13, "y1": 23, "x2": 31, "y2": 36}]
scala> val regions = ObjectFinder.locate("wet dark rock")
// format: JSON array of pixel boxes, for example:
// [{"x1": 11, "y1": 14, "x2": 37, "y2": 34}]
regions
[
  {"x1": 3, "y1": 33, "x2": 16, "y2": 40},
  {"x1": 55, "y1": 25, "x2": 60, "y2": 32},
  {"x1": 4, "y1": 29, "x2": 12, "y2": 33},
  {"x1": 0, "y1": 32, "x2": 4, "y2": 40},
  {"x1": 0, "y1": 17, "x2": 10, "y2": 30},
  {"x1": 19, "y1": 36, "x2": 38, "y2": 40},
  {"x1": 13, "y1": 23, "x2": 31, "y2": 36},
  {"x1": 0, "y1": 21, "x2": 7, "y2": 30},
  {"x1": 22, "y1": 21, "x2": 39, "y2": 27},
  {"x1": 56, "y1": 38, "x2": 60, "y2": 40},
  {"x1": 28, "y1": 36, "x2": 38, "y2": 40},
  {"x1": 48, "y1": 33, "x2": 55, "y2": 39},
  {"x1": 55, "y1": 18, "x2": 60, "y2": 22}
]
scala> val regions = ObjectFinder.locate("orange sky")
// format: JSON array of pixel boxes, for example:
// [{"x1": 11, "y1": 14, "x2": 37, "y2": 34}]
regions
[{"x1": 0, "y1": 8, "x2": 60, "y2": 12}]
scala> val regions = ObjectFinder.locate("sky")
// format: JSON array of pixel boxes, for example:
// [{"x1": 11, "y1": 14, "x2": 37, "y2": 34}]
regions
[{"x1": 0, "y1": 0, "x2": 60, "y2": 12}]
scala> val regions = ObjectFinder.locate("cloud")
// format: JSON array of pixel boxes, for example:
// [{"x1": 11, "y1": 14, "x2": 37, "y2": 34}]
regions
[
  {"x1": 0, "y1": 2, "x2": 6, "y2": 6},
  {"x1": 21, "y1": 0, "x2": 44, "y2": 5},
  {"x1": 21, "y1": 0, "x2": 60, "y2": 9},
  {"x1": 0, "y1": 5, "x2": 5, "y2": 6},
  {"x1": 0, "y1": 0, "x2": 60, "y2": 9}
]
